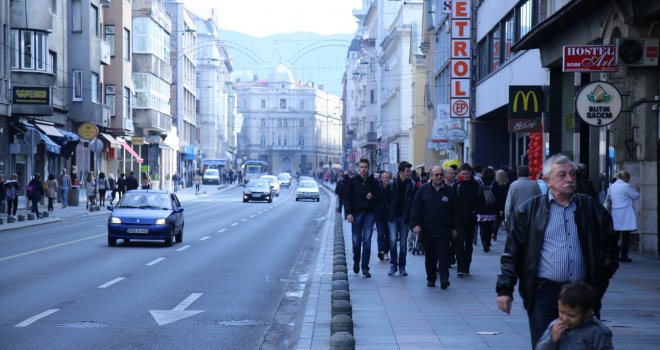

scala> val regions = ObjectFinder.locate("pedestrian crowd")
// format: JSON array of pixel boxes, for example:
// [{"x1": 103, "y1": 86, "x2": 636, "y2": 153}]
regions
[{"x1": 335, "y1": 154, "x2": 636, "y2": 349}]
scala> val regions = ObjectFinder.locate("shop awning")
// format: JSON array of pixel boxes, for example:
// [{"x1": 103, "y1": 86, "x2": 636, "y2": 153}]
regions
[
  {"x1": 21, "y1": 123, "x2": 61, "y2": 155},
  {"x1": 183, "y1": 145, "x2": 196, "y2": 160},
  {"x1": 35, "y1": 123, "x2": 64, "y2": 138},
  {"x1": 119, "y1": 141, "x2": 144, "y2": 164},
  {"x1": 99, "y1": 133, "x2": 120, "y2": 148},
  {"x1": 55, "y1": 128, "x2": 80, "y2": 159}
]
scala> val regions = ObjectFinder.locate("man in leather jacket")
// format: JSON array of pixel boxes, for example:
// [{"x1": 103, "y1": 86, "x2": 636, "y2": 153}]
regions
[
  {"x1": 452, "y1": 163, "x2": 485, "y2": 277},
  {"x1": 496, "y1": 154, "x2": 619, "y2": 349},
  {"x1": 386, "y1": 161, "x2": 416, "y2": 277}
]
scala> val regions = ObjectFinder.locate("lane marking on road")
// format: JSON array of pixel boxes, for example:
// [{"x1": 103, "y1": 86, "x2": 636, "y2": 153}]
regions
[
  {"x1": 98, "y1": 277, "x2": 125, "y2": 288},
  {"x1": 241, "y1": 218, "x2": 247, "y2": 222},
  {"x1": 199, "y1": 236, "x2": 210, "y2": 241},
  {"x1": 258, "y1": 211, "x2": 263, "y2": 214},
  {"x1": 249, "y1": 215, "x2": 256, "y2": 218},
  {"x1": 0, "y1": 233, "x2": 106, "y2": 262},
  {"x1": 230, "y1": 223, "x2": 238, "y2": 227},
  {"x1": 149, "y1": 293, "x2": 204, "y2": 326},
  {"x1": 146, "y1": 258, "x2": 166, "y2": 266},
  {"x1": 15, "y1": 309, "x2": 60, "y2": 327},
  {"x1": 176, "y1": 245, "x2": 191, "y2": 251},
  {"x1": 217, "y1": 229, "x2": 227, "y2": 233}
]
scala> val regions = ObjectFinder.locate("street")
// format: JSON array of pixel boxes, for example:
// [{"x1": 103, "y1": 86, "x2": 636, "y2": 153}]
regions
[{"x1": 0, "y1": 184, "x2": 331, "y2": 349}]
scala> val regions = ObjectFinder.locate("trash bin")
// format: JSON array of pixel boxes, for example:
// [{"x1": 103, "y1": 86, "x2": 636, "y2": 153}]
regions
[{"x1": 69, "y1": 186, "x2": 80, "y2": 206}]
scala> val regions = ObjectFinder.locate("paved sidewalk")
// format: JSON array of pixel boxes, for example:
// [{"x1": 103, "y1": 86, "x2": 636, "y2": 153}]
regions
[
  {"x1": 301, "y1": 182, "x2": 660, "y2": 349},
  {"x1": 0, "y1": 183, "x2": 235, "y2": 231}
]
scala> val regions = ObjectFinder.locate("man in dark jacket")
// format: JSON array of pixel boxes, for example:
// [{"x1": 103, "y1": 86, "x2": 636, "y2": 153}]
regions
[
  {"x1": 125, "y1": 172, "x2": 139, "y2": 191},
  {"x1": 374, "y1": 171, "x2": 391, "y2": 261},
  {"x1": 27, "y1": 173, "x2": 45, "y2": 218},
  {"x1": 576, "y1": 163, "x2": 598, "y2": 200},
  {"x1": 410, "y1": 166, "x2": 460, "y2": 289},
  {"x1": 344, "y1": 158, "x2": 379, "y2": 278},
  {"x1": 452, "y1": 163, "x2": 484, "y2": 277},
  {"x1": 386, "y1": 161, "x2": 416, "y2": 277},
  {"x1": 334, "y1": 172, "x2": 347, "y2": 213},
  {"x1": 496, "y1": 154, "x2": 619, "y2": 348}
]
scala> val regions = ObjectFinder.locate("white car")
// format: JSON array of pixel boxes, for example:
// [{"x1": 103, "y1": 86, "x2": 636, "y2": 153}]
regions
[
  {"x1": 259, "y1": 175, "x2": 281, "y2": 197},
  {"x1": 202, "y1": 169, "x2": 220, "y2": 184},
  {"x1": 296, "y1": 180, "x2": 320, "y2": 202},
  {"x1": 277, "y1": 172, "x2": 292, "y2": 188}
]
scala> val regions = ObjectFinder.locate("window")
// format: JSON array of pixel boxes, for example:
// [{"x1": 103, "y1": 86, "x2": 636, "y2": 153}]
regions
[
  {"x1": 370, "y1": 89, "x2": 375, "y2": 104},
  {"x1": 123, "y1": 28, "x2": 130, "y2": 60},
  {"x1": 133, "y1": 17, "x2": 170, "y2": 62},
  {"x1": 10, "y1": 30, "x2": 18, "y2": 68},
  {"x1": 299, "y1": 119, "x2": 304, "y2": 127},
  {"x1": 105, "y1": 25, "x2": 115, "y2": 56},
  {"x1": 91, "y1": 72, "x2": 100, "y2": 103},
  {"x1": 72, "y1": 0, "x2": 82, "y2": 32},
  {"x1": 261, "y1": 118, "x2": 266, "y2": 127},
  {"x1": 90, "y1": 5, "x2": 99, "y2": 37},
  {"x1": 503, "y1": 13, "x2": 514, "y2": 62},
  {"x1": 278, "y1": 119, "x2": 282, "y2": 127},
  {"x1": 283, "y1": 119, "x2": 288, "y2": 127},
  {"x1": 106, "y1": 85, "x2": 116, "y2": 117},
  {"x1": 51, "y1": 0, "x2": 57, "y2": 15},
  {"x1": 283, "y1": 136, "x2": 287, "y2": 146},
  {"x1": 489, "y1": 28, "x2": 501, "y2": 72},
  {"x1": 477, "y1": 39, "x2": 489, "y2": 79},
  {"x1": 260, "y1": 135, "x2": 266, "y2": 146},
  {"x1": 518, "y1": 0, "x2": 534, "y2": 39},
  {"x1": 132, "y1": 73, "x2": 170, "y2": 114},
  {"x1": 48, "y1": 51, "x2": 56, "y2": 77},
  {"x1": 299, "y1": 100, "x2": 304, "y2": 110},
  {"x1": 11, "y1": 30, "x2": 48, "y2": 71},
  {"x1": 298, "y1": 135, "x2": 304, "y2": 147},
  {"x1": 261, "y1": 99, "x2": 266, "y2": 108},
  {"x1": 73, "y1": 70, "x2": 83, "y2": 101},
  {"x1": 279, "y1": 99, "x2": 287, "y2": 109},
  {"x1": 123, "y1": 86, "x2": 131, "y2": 118}
]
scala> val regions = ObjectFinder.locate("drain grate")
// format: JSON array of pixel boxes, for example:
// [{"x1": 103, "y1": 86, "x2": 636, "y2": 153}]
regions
[
  {"x1": 215, "y1": 320, "x2": 271, "y2": 327},
  {"x1": 53, "y1": 321, "x2": 108, "y2": 328}
]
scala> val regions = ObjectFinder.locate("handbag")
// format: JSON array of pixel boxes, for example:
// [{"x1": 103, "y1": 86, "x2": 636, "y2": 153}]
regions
[{"x1": 604, "y1": 188, "x2": 612, "y2": 211}]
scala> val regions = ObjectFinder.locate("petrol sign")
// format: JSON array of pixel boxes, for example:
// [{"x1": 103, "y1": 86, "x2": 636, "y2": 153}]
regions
[{"x1": 450, "y1": 0, "x2": 471, "y2": 118}]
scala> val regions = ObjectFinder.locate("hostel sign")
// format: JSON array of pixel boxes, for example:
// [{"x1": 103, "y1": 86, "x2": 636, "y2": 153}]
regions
[
  {"x1": 450, "y1": 0, "x2": 471, "y2": 118},
  {"x1": 575, "y1": 81, "x2": 622, "y2": 127},
  {"x1": 563, "y1": 45, "x2": 617, "y2": 72}
]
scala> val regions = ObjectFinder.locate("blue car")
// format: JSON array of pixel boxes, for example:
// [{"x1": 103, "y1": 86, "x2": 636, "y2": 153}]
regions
[{"x1": 107, "y1": 190, "x2": 184, "y2": 247}]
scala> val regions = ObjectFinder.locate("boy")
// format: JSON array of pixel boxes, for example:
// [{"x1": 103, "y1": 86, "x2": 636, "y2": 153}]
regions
[{"x1": 535, "y1": 282, "x2": 614, "y2": 349}]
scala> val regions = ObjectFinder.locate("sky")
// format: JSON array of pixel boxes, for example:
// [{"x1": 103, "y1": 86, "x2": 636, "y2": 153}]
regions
[{"x1": 183, "y1": 0, "x2": 363, "y2": 38}]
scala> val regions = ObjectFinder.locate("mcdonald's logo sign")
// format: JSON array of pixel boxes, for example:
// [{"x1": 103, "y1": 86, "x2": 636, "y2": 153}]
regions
[{"x1": 508, "y1": 86, "x2": 544, "y2": 119}]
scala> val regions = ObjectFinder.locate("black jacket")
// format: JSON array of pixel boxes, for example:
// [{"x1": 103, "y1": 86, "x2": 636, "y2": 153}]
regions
[
  {"x1": 27, "y1": 179, "x2": 44, "y2": 200},
  {"x1": 452, "y1": 179, "x2": 484, "y2": 226},
  {"x1": 374, "y1": 183, "x2": 391, "y2": 222},
  {"x1": 343, "y1": 174, "x2": 379, "y2": 216},
  {"x1": 335, "y1": 176, "x2": 346, "y2": 198},
  {"x1": 496, "y1": 193, "x2": 619, "y2": 312},
  {"x1": 125, "y1": 175, "x2": 138, "y2": 191},
  {"x1": 386, "y1": 177, "x2": 416, "y2": 223},
  {"x1": 409, "y1": 183, "x2": 460, "y2": 239}
]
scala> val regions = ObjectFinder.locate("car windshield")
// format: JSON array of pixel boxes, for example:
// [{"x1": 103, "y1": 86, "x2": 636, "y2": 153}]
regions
[
  {"x1": 298, "y1": 181, "x2": 318, "y2": 189},
  {"x1": 247, "y1": 180, "x2": 269, "y2": 189},
  {"x1": 205, "y1": 170, "x2": 218, "y2": 176},
  {"x1": 117, "y1": 193, "x2": 171, "y2": 210},
  {"x1": 278, "y1": 175, "x2": 289, "y2": 180},
  {"x1": 260, "y1": 176, "x2": 276, "y2": 183}
]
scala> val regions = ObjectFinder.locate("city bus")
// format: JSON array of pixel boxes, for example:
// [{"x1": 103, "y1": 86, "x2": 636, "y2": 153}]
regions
[{"x1": 241, "y1": 160, "x2": 269, "y2": 185}]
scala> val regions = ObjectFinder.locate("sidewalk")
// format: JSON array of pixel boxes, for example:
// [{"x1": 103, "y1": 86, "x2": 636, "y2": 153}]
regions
[
  {"x1": 0, "y1": 183, "x2": 235, "y2": 232},
  {"x1": 302, "y1": 182, "x2": 660, "y2": 349}
]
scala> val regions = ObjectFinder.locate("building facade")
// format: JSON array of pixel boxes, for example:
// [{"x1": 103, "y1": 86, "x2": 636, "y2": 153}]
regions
[{"x1": 236, "y1": 65, "x2": 342, "y2": 176}]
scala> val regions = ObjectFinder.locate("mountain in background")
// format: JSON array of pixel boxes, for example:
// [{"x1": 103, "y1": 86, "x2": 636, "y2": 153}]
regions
[{"x1": 219, "y1": 30, "x2": 353, "y2": 96}]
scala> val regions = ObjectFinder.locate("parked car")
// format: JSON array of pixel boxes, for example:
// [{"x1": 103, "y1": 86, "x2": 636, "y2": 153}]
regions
[
  {"x1": 259, "y1": 175, "x2": 281, "y2": 197},
  {"x1": 107, "y1": 190, "x2": 184, "y2": 247},
  {"x1": 277, "y1": 172, "x2": 292, "y2": 188},
  {"x1": 297, "y1": 176, "x2": 314, "y2": 184},
  {"x1": 296, "y1": 180, "x2": 320, "y2": 202},
  {"x1": 243, "y1": 179, "x2": 272, "y2": 203},
  {"x1": 202, "y1": 169, "x2": 220, "y2": 184}
]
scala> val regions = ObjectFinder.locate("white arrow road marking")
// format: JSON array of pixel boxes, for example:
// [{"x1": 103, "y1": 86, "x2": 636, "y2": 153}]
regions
[
  {"x1": 15, "y1": 309, "x2": 59, "y2": 327},
  {"x1": 176, "y1": 245, "x2": 191, "y2": 251},
  {"x1": 98, "y1": 277, "x2": 125, "y2": 288},
  {"x1": 217, "y1": 229, "x2": 227, "y2": 233},
  {"x1": 150, "y1": 293, "x2": 204, "y2": 326},
  {"x1": 146, "y1": 258, "x2": 166, "y2": 266}
]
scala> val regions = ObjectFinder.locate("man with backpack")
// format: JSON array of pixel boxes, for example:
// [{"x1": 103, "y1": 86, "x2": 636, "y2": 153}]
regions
[
  {"x1": 27, "y1": 173, "x2": 45, "y2": 219},
  {"x1": 4, "y1": 173, "x2": 20, "y2": 217}
]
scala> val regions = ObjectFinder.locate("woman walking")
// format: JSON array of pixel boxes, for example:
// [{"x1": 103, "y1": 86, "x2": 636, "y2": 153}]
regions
[
  {"x1": 97, "y1": 172, "x2": 109, "y2": 206},
  {"x1": 491, "y1": 169, "x2": 509, "y2": 241},
  {"x1": 84, "y1": 172, "x2": 97, "y2": 209},
  {"x1": 108, "y1": 173, "x2": 117, "y2": 205},
  {"x1": 476, "y1": 167, "x2": 498, "y2": 252},
  {"x1": 4, "y1": 173, "x2": 21, "y2": 217},
  {"x1": 609, "y1": 171, "x2": 639, "y2": 262},
  {"x1": 46, "y1": 173, "x2": 59, "y2": 212},
  {"x1": 141, "y1": 172, "x2": 152, "y2": 190}
]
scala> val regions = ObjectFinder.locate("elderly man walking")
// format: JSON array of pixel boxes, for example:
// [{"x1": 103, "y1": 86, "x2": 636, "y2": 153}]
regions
[
  {"x1": 503, "y1": 165, "x2": 540, "y2": 234},
  {"x1": 496, "y1": 154, "x2": 619, "y2": 348}
]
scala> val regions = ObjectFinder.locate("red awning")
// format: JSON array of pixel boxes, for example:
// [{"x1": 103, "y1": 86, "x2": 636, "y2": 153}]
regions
[{"x1": 119, "y1": 141, "x2": 144, "y2": 164}]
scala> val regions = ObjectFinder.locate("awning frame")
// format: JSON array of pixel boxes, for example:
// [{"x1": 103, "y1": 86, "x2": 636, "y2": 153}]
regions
[{"x1": 119, "y1": 141, "x2": 144, "y2": 164}]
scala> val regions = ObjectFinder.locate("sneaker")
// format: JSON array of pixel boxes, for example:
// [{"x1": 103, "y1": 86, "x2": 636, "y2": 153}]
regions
[
  {"x1": 441, "y1": 280, "x2": 450, "y2": 290},
  {"x1": 353, "y1": 262, "x2": 360, "y2": 274},
  {"x1": 388, "y1": 266, "x2": 397, "y2": 276},
  {"x1": 457, "y1": 272, "x2": 465, "y2": 278},
  {"x1": 362, "y1": 270, "x2": 372, "y2": 278},
  {"x1": 377, "y1": 251, "x2": 384, "y2": 261},
  {"x1": 384, "y1": 253, "x2": 390, "y2": 260},
  {"x1": 399, "y1": 268, "x2": 408, "y2": 276},
  {"x1": 427, "y1": 281, "x2": 436, "y2": 287}
]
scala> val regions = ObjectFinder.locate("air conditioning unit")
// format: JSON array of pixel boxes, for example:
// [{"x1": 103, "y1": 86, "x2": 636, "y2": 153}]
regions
[{"x1": 616, "y1": 38, "x2": 659, "y2": 66}]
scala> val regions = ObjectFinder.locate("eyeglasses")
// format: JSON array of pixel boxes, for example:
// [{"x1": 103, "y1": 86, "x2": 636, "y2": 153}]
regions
[{"x1": 434, "y1": 173, "x2": 444, "y2": 177}]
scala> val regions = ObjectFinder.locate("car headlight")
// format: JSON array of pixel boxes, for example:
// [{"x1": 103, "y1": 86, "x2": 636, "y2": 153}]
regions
[
  {"x1": 155, "y1": 219, "x2": 167, "y2": 225},
  {"x1": 109, "y1": 217, "x2": 122, "y2": 224}
]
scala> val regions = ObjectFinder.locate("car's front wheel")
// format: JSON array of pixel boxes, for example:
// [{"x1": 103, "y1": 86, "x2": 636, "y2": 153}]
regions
[
  {"x1": 108, "y1": 237, "x2": 117, "y2": 247},
  {"x1": 164, "y1": 226, "x2": 174, "y2": 247},
  {"x1": 175, "y1": 225, "x2": 183, "y2": 243}
]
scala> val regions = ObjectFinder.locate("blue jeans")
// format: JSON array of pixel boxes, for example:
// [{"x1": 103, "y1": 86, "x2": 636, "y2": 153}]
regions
[
  {"x1": 388, "y1": 217, "x2": 409, "y2": 269},
  {"x1": 375, "y1": 219, "x2": 390, "y2": 254},
  {"x1": 61, "y1": 188, "x2": 68, "y2": 207},
  {"x1": 351, "y1": 212, "x2": 375, "y2": 270},
  {"x1": 528, "y1": 279, "x2": 563, "y2": 349}
]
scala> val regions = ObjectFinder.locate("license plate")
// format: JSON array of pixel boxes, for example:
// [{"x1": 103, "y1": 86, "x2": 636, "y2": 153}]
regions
[
  {"x1": 127, "y1": 228, "x2": 148, "y2": 234},
  {"x1": 253, "y1": 194, "x2": 262, "y2": 198}
]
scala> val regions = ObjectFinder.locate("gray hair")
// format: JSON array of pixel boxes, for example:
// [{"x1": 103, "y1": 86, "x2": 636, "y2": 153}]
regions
[{"x1": 542, "y1": 154, "x2": 575, "y2": 178}]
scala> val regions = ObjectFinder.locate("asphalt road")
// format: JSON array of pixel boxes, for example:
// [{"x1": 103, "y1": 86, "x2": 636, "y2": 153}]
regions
[{"x1": 0, "y1": 184, "x2": 331, "y2": 350}]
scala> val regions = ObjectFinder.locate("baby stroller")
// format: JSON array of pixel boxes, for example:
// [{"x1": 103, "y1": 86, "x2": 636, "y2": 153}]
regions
[{"x1": 408, "y1": 230, "x2": 424, "y2": 255}]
